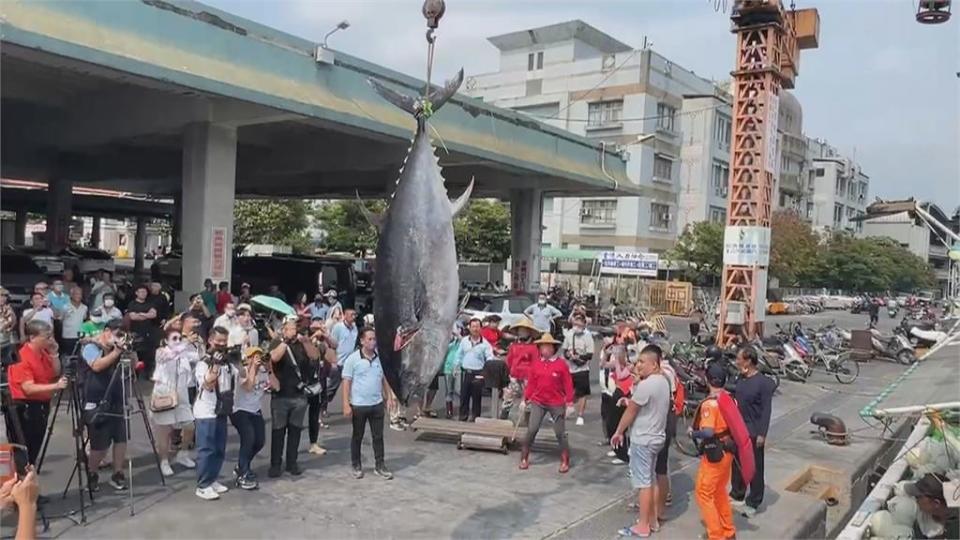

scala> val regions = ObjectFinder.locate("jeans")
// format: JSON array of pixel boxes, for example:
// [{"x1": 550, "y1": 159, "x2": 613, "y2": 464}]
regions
[
  {"x1": 730, "y1": 437, "x2": 765, "y2": 509},
  {"x1": 459, "y1": 369, "x2": 484, "y2": 421},
  {"x1": 307, "y1": 394, "x2": 322, "y2": 445},
  {"x1": 196, "y1": 416, "x2": 228, "y2": 488},
  {"x1": 350, "y1": 402, "x2": 385, "y2": 469},
  {"x1": 230, "y1": 411, "x2": 265, "y2": 477}
]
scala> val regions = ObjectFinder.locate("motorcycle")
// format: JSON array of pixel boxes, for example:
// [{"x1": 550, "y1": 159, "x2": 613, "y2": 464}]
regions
[
  {"x1": 870, "y1": 326, "x2": 916, "y2": 365},
  {"x1": 888, "y1": 306, "x2": 899, "y2": 318}
]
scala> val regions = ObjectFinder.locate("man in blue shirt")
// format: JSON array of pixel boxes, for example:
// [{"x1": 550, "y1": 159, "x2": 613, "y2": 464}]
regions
[
  {"x1": 457, "y1": 318, "x2": 497, "y2": 422},
  {"x1": 524, "y1": 293, "x2": 563, "y2": 334},
  {"x1": 342, "y1": 327, "x2": 395, "y2": 480},
  {"x1": 307, "y1": 293, "x2": 329, "y2": 321},
  {"x1": 324, "y1": 309, "x2": 359, "y2": 413}
]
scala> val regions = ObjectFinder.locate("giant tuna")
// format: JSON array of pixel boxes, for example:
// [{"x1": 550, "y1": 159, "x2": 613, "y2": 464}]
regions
[{"x1": 366, "y1": 70, "x2": 473, "y2": 403}]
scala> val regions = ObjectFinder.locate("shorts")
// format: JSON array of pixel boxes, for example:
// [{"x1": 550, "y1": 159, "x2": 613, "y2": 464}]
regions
[
  {"x1": 655, "y1": 411, "x2": 677, "y2": 475},
  {"x1": 572, "y1": 371, "x2": 592, "y2": 398},
  {"x1": 87, "y1": 415, "x2": 128, "y2": 451},
  {"x1": 629, "y1": 439, "x2": 664, "y2": 489}
]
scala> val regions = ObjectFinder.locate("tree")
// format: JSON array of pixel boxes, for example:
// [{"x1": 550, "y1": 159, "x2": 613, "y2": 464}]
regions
[
  {"x1": 769, "y1": 210, "x2": 820, "y2": 286},
  {"x1": 234, "y1": 199, "x2": 315, "y2": 254},
  {"x1": 811, "y1": 233, "x2": 934, "y2": 292},
  {"x1": 667, "y1": 221, "x2": 724, "y2": 284},
  {"x1": 314, "y1": 200, "x2": 385, "y2": 256},
  {"x1": 454, "y1": 200, "x2": 511, "y2": 262}
]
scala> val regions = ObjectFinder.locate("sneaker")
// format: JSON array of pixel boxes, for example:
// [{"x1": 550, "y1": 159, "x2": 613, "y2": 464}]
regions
[
  {"x1": 374, "y1": 465, "x2": 394, "y2": 480},
  {"x1": 160, "y1": 460, "x2": 175, "y2": 477},
  {"x1": 87, "y1": 473, "x2": 100, "y2": 493},
  {"x1": 175, "y1": 454, "x2": 196, "y2": 469},
  {"x1": 389, "y1": 421, "x2": 405, "y2": 432},
  {"x1": 740, "y1": 506, "x2": 757, "y2": 518},
  {"x1": 576, "y1": 416, "x2": 585, "y2": 426},
  {"x1": 730, "y1": 498, "x2": 746, "y2": 508},
  {"x1": 286, "y1": 463, "x2": 304, "y2": 476},
  {"x1": 268, "y1": 464, "x2": 282, "y2": 478},
  {"x1": 232, "y1": 466, "x2": 241, "y2": 481},
  {"x1": 209, "y1": 481, "x2": 227, "y2": 493},
  {"x1": 195, "y1": 486, "x2": 220, "y2": 500},
  {"x1": 611, "y1": 458, "x2": 625, "y2": 465},
  {"x1": 109, "y1": 472, "x2": 128, "y2": 491},
  {"x1": 237, "y1": 473, "x2": 259, "y2": 491},
  {"x1": 308, "y1": 444, "x2": 328, "y2": 456},
  {"x1": 606, "y1": 450, "x2": 617, "y2": 458},
  {"x1": 352, "y1": 467, "x2": 364, "y2": 479}
]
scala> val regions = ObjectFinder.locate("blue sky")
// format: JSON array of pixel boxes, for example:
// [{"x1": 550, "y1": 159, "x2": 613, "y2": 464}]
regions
[{"x1": 204, "y1": 0, "x2": 959, "y2": 209}]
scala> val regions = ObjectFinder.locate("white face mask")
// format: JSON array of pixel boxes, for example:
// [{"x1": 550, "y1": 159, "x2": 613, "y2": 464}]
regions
[
  {"x1": 574, "y1": 326, "x2": 584, "y2": 334},
  {"x1": 225, "y1": 309, "x2": 236, "y2": 317},
  {"x1": 104, "y1": 299, "x2": 115, "y2": 308},
  {"x1": 538, "y1": 299, "x2": 546, "y2": 306}
]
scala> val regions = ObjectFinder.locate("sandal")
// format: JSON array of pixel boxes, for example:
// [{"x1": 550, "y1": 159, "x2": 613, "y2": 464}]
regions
[
  {"x1": 617, "y1": 526, "x2": 651, "y2": 538},
  {"x1": 666, "y1": 492, "x2": 673, "y2": 507}
]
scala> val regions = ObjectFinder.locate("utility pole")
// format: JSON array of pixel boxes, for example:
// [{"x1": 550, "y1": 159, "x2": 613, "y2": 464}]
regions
[{"x1": 717, "y1": 0, "x2": 819, "y2": 345}]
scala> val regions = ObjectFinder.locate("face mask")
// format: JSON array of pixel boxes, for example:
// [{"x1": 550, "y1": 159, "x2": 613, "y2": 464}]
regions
[
  {"x1": 171, "y1": 342, "x2": 187, "y2": 353},
  {"x1": 54, "y1": 284, "x2": 63, "y2": 293},
  {"x1": 104, "y1": 299, "x2": 115, "y2": 308},
  {"x1": 538, "y1": 299, "x2": 546, "y2": 306},
  {"x1": 225, "y1": 309, "x2": 236, "y2": 317},
  {"x1": 574, "y1": 326, "x2": 584, "y2": 334}
]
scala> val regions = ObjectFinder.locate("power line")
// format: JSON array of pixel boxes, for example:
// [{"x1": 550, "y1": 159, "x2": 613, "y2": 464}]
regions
[{"x1": 547, "y1": 48, "x2": 641, "y2": 120}]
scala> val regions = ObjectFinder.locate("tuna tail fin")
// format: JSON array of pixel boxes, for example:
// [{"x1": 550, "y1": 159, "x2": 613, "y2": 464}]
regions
[
  {"x1": 367, "y1": 69, "x2": 464, "y2": 117},
  {"x1": 449, "y1": 177, "x2": 474, "y2": 218},
  {"x1": 355, "y1": 191, "x2": 383, "y2": 232}
]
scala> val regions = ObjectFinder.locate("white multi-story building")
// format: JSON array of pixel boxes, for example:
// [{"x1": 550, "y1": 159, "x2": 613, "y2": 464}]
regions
[
  {"x1": 465, "y1": 20, "x2": 724, "y2": 254},
  {"x1": 805, "y1": 138, "x2": 870, "y2": 233}
]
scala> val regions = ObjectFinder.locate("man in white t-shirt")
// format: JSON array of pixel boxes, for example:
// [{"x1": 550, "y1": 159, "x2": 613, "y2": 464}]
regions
[
  {"x1": 213, "y1": 303, "x2": 240, "y2": 335},
  {"x1": 19, "y1": 292, "x2": 54, "y2": 342},
  {"x1": 193, "y1": 326, "x2": 236, "y2": 501},
  {"x1": 610, "y1": 344, "x2": 671, "y2": 538},
  {"x1": 60, "y1": 286, "x2": 88, "y2": 354},
  {"x1": 227, "y1": 304, "x2": 259, "y2": 349}
]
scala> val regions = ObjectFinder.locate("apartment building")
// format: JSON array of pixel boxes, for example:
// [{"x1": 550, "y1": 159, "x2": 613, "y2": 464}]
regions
[
  {"x1": 805, "y1": 138, "x2": 870, "y2": 233},
  {"x1": 464, "y1": 20, "x2": 722, "y2": 254}
]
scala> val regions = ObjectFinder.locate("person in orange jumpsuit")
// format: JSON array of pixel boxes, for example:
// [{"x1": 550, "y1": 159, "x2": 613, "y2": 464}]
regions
[{"x1": 691, "y1": 362, "x2": 738, "y2": 540}]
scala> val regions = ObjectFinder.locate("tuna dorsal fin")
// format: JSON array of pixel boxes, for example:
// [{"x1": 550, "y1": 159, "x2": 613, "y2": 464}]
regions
[
  {"x1": 355, "y1": 191, "x2": 383, "y2": 232},
  {"x1": 367, "y1": 69, "x2": 465, "y2": 117},
  {"x1": 450, "y1": 177, "x2": 474, "y2": 218}
]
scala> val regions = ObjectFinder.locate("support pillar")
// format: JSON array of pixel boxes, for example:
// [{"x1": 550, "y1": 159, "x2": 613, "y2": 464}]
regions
[
  {"x1": 90, "y1": 216, "x2": 102, "y2": 248},
  {"x1": 46, "y1": 178, "x2": 72, "y2": 250},
  {"x1": 14, "y1": 209, "x2": 27, "y2": 246},
  {"x1": 180, "y1": 123, "x2": 237, "y2": 304},
  {"x1": 171, "y1": 192, "x2": 183, "y2": 250},
  {"x1": 134, "y1": 216, "x2": 147, "y2": 277},
  {"x1": 509, "y1": 188, "x2": 544, "y2": 293}
]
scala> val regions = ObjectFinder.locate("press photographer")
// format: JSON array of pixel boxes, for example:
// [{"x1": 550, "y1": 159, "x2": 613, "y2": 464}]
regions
[
  {"x1": 192, "y1": 326, "x2": 237, "y2": 501},
  {"x1": 6, "y1": 321, "x2": 67, "y2": 466},
  {"x1": 80, "y1": 319, "x2": 129, "y2": 492},
  {"x1": 267, "y1": 318, "x2": 321, "y2": 478}
]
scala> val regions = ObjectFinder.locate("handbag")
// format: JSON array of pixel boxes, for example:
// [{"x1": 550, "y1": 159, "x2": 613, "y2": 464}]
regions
[{"x1": 149, "y1": 356, "x2": 180, "y2": 413}]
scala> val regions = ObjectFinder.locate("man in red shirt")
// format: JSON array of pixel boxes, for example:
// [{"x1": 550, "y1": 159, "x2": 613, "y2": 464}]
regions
[
  {"x1": 7, "y1": 320, "x2": 67, "y2": 465},
  {"x1": 479, "y1": 315, "x2": 503, "y2": 354},
  {"x1": 499, "y1": 318, "x2": 539, "y2": 421},
  {"x1": 215, "y1": 281, "x2": 233, "y2": 315},
  {"x1": 519, "y1": 333, "x2": 574, "y2": 474}
]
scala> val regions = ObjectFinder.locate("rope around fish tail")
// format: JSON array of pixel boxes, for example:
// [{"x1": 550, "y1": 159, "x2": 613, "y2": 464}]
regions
[{"x1": 428, "y1": 122, "x2": 449, "y2": 155}]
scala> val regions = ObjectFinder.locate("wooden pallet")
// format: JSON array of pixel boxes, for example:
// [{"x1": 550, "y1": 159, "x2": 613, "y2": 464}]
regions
[{"x1": 410, "y1": 417, "x2": 558, "y2": 446}]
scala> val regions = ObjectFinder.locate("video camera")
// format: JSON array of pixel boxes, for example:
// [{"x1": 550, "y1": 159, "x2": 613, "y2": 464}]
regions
[{"x1": 206, "y1": 345, "x2": 242, "y2": 366}]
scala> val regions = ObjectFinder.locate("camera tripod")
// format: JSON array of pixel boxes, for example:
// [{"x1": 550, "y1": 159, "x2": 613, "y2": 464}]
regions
[{"x1": 89, "y1": 350, "x2": 166, "y2": 516}]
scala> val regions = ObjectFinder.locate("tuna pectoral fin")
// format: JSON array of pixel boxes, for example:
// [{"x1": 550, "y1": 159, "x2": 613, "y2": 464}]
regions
[
  {"x1": 393, "y1": 325, "x2": 422, "y2": 352},
  {"x1": 355, "y1": 191, "x2": 383, "y2": 231},
  {"x1": 450, "y1": 177, "x2": 474, "y2": 218},
  {"x1": 368, "y1": 69, "x2": 464, "y2": 117}
]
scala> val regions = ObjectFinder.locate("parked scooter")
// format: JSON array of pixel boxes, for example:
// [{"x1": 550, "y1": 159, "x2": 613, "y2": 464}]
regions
[{"x1": 869, "y1": 326, "x2": 915, "y2": 365}]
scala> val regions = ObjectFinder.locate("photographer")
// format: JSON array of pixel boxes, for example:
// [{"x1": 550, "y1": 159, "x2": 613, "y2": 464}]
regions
[
  {"x1": 562, "y1": 315, "x2": 594, "y2": 427},
  {"x1": 307, "y1": 319, "x2": 336, "y2": 455},
  {"x1": 230, "y1": 347, "x2": 269, "y2": 490},
  {"x1": 6, "y1": 321, "x2": 66, "y2": 466},
  {"x1": 81, "y1": 319, "x2": 129, "y2": 492},
  {"x1": 192, "y1": 326, "x2": 236, "y2": 501},
  {"x1": 267, "y1": 318, "x2": 321, "y2": 478}
]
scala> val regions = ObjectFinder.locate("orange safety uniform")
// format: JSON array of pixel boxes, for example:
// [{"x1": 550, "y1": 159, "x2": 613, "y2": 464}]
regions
[{"x1": 694, "y1": 397, "x2": 736, "y2": 540}]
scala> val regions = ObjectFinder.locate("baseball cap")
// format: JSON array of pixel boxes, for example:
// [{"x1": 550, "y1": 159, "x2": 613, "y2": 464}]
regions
[
  {"x1": 903, "y1": 473, "x2": 947, "y2": 502},
  {"x1": 706, "y1": 362, "x2": 727, "y2": 388}
]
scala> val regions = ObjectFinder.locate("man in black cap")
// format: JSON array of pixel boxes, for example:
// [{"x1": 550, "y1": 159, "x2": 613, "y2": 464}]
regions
[{"x1": 905, "y1": 473, "x2": 959, "y2": 539}]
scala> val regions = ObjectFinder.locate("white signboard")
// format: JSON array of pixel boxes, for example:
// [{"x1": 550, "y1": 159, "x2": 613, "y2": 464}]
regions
[
  {"x1": 597, "y1": 251, "x2": 659, "y2": 277},
  {"x1": 765, "y1": 93, "x2": 780, "y2": 176},
  {"x1": 723, "y1": 226, "x2": 771, "y2": 266}
]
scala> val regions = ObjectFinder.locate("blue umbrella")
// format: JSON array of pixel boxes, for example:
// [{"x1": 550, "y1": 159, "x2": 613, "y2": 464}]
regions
[{"x1": 250, "y1": 295, "x2": 295, "y2": 316}]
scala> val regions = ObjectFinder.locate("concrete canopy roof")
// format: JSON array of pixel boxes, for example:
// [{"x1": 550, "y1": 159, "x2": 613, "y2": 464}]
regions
[
  {"x1": 488, "y1": 20, "x2": 633, "y2": 54},
  {"x1": 0, "y1": 1, "x2": 643, "y2": 200}
]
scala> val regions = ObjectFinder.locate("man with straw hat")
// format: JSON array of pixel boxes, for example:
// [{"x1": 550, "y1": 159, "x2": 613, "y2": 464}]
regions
[
  {"x1": 499, "y1": 317, "x2": 540, "y2": 421},
  {"x1": 519, "y1": 332, "x2": 574, "y2": 473}
]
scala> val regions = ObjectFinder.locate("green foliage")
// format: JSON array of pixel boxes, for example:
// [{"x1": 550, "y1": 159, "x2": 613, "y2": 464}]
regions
[
  {"x1": 811, "y1": 233, "x2": 934, "y2": 292},
  {"x1": 769, "y1": 210, "x2": 820, "y2": 286},
  {"x1": 233, "y1": 200, "x2": 314, "y2": 254},
  {"x1": 314, "y1": 200, "x2": 386, "y2": 257},
  {"x1": 454, "y1": 200, "x2": 512, "y2": 262},
  {"x1": 666, "y1": 221, "x2": 724, "y2": 283}
]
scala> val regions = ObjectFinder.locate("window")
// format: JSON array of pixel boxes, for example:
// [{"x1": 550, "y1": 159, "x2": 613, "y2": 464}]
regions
[
  {"x1": 587, "y1": 100, "x2": 623, "y2": 127},
  {"x1": 581, "y1": 245, "x2": 616, "y2": 252},
  {"x1": 650, "y1": 202, "x2": 671, "y2": 230},
  {"x1": 527, "y1": 51, "x2": 543, "y2": 71},
  {"x1": 711, "y1": 160, "x2": 729, "y2": 197},
  {"x1": 835, "y1": 178, "x2": 845, "y2": 196},
  {"x1": 653, "y1": 156, "x2": 673, "y2": 181},
  {"x1": 815, "y1": 168, "x2": 825, "y2": 177},
  {"x1": 543, "y1": 197, "x2": 554, "y2": 213},
  {"x1": 709, "y1": 206, "x2": 726, "y2": 223},
  {"x1": 580, "y1": 199, "x2": 617, "y2": 225},
  {"x1": 833, "y1": 203, "x2": 844, "y2": 228},
  {"x1": 656, "y1": 103, "x2": 677, "y2": 132},
  {"x1": 806, "y1": 202, "x2": 813, "y2": 219},
  {"x1": 715, "y1": 114, "x2": 732, "y2": 149}
]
